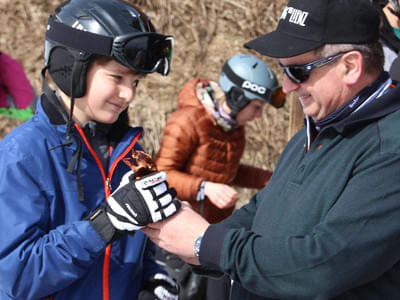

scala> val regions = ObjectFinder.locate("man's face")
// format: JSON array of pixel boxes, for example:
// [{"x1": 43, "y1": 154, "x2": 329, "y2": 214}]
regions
[
  {"x1": 279, "y1": 51, "x2": 348, "y2": 121},
  {"x1": 73, "y1": 59, "x2": 143, "y2": 125}
]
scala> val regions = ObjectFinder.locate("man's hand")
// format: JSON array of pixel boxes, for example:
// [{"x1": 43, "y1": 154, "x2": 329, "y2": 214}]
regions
[
  {"x1": 142, "y1": 202, "x2": 209, "y2": 264},
  {"x1": 87, "y1": 171, "x2": 181, "y2": 243},
  {"x1": 138, "y1": 273, "x2": 179, "y2": 300},
  {"x1": 204, "y1": 182, "x2": 238, "y2": 209}
]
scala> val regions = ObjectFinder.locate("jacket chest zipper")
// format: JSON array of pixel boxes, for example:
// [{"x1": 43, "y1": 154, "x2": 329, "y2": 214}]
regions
[{"x1": 74, "y1": 125, "x2": 142, "y2": 300}]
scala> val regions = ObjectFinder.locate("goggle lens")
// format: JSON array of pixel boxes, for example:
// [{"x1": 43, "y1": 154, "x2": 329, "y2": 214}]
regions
[
  {"x1": 117, "y1": 34, "x2": 174, "y2": 75},
  {"x1": 270, "y1": 87, "x2": 286, "y2": 108}
]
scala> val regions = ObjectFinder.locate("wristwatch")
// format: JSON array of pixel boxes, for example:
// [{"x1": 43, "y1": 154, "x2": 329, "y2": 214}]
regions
[{"x1": 194, "y1": 235, "x2": 203, "y2": 259}]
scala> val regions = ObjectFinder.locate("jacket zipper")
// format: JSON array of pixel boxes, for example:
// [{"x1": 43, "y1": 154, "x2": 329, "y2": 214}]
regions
[{"x1": 74, "y1": 124, "x2": 142, "y2": 300}]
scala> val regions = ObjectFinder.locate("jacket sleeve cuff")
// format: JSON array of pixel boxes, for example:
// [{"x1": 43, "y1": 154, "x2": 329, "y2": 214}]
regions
[
  {"x1": 199, "y1": 223, "x2": 230, "y2": 270},
  {"x1": 85, "y1": 204, "x2": 117, "y2": 244}
]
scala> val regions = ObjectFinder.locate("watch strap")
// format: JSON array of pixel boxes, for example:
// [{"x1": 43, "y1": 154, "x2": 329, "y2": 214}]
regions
[{"x1": 194, "y1": 235, "x2": 203, "y2": 259}]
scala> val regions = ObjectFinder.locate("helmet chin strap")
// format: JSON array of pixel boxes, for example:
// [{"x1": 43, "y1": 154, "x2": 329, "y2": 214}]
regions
[
  {"x1": 42, "y1": 63, "x2": 85, "y2": 202},
  {"x1": 66, "y1": 63, "x2": 77, "y2": 145}
]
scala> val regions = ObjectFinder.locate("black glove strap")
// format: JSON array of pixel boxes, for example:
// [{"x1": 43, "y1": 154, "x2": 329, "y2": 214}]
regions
[{"x1": 85, "y1": 204, "x2": 119, "y2": 244}]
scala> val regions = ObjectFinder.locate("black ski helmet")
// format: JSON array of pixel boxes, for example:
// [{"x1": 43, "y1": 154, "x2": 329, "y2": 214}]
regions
[
  {"x1": 44, "y1": 0, "x2": 174, "y2": 98},
  {"x1": 219, "y1": 54, "x2": 285, "y2": 118}
]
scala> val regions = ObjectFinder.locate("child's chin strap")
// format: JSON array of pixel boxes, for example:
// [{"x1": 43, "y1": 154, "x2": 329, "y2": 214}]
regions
[{"x1": 41, "y1": 66, "x2": 85, "y2": 202}]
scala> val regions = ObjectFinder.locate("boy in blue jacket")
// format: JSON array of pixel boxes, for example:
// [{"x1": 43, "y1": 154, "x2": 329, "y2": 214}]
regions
[{"x1": 0, "y1": 0, "x2": 180, "y2": 299}]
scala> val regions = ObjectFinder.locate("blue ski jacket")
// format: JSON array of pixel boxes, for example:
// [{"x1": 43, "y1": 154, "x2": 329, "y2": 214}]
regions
[{"x1": 0, "y1": 94, "x2": 162, "y2": 299}]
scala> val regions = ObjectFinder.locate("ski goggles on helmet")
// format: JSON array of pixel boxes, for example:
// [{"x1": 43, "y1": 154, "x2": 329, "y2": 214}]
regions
[
  {"x1": 46, "y1": 16, "x2": 173, "y2": 76},
  {"x1": 112, "y1": 33, "x2": 173, "y2": 75},
  {"x1": 222, "y1": 62, "x2": 286, "y2": 108},
  {"x1": 279, "y1": 52, "x2": 346, "y2": 84}
]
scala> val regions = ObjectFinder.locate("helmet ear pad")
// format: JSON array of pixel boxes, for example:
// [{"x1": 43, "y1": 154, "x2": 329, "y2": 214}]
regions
[
  {"x1": 48, "y1": 46, "x2": 91, "y2": 98},
  {"x1": 226, "y1": 86, "x2": 250, "y2": 118}
]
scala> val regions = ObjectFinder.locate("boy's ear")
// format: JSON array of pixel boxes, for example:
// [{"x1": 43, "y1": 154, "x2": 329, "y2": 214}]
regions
[
  {"x1": 48, "y1": 47, "x2": 89, "y2": 98},
  {"x1": 70, "y1": 60, "x2": 89, "y2": 98}
]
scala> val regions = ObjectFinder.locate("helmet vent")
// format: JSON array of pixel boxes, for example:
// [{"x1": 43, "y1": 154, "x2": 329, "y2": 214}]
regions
[{"x1": 252, "y1": 62, "x2": 258, "y2": 69}]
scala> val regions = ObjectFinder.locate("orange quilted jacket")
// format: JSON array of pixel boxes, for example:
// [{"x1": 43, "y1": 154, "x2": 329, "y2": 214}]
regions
[{"x1": 155, "y1": 78, "x2": 272, "y2": 223}]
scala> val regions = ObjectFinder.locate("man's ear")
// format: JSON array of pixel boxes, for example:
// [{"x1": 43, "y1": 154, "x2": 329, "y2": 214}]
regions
[{"x1": 342, "y1": 51, "x2": 363, "y2": 85}]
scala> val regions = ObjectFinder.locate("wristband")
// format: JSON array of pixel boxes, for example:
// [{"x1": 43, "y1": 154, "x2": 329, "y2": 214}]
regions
[
  {"x1": 196, "y1": 181, "x2": 206, "y2": 202},
  {"x1": 86, "y1": 204, "x2": 118, "y2": 243}
]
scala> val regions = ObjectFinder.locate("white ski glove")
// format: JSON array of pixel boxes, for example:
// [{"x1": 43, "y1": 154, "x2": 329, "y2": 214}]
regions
[{"x1": 88, "y1": 171, "x2": 180, "y2": 243}]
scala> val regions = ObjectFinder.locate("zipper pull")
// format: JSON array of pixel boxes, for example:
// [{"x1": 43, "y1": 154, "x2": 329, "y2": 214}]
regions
[{"x1": 106, "y1": 177, "x2": 112, "y2": 193}]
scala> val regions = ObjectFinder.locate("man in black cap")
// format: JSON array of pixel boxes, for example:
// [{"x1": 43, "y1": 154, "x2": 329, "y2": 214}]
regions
[{"x1": 142, "y1": 0, "x2": 400, "y2": 299}]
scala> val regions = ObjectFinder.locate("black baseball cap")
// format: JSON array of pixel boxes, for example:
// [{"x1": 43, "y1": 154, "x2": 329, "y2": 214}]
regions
[{"x1": 244, "y1": 0, "x2": 380, "y2": 58}]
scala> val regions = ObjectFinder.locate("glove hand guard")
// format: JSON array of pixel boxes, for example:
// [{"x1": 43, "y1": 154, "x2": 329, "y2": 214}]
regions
[
  {"x1": 106, "y1": 171, "x2": 180, "y2": 231},
  {"x1": 87, "y1": 171, "x2": 180, "y2": 243}
]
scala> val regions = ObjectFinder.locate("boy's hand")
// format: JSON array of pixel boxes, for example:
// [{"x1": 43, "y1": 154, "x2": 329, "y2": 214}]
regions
[
  {"x1": 106, "y1": 171, "x2": 180, "y2": 231},
  {"x1": 87, "y1": 171, "x2": 180, "y2": 243}
]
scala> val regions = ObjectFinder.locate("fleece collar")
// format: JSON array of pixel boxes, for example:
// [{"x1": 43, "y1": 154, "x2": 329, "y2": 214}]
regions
[{"x1": 305, "y1": 72, "x2": 400, "y2": 149}]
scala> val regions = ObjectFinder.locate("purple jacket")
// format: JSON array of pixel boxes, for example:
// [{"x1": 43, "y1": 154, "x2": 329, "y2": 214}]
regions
[{"x1": 0, "y1": 52, "x2": 34, "y2": 109}]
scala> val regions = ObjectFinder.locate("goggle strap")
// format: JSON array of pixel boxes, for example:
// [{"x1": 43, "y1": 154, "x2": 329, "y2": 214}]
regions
[
  {"x1": 222, "y1": 63, "x2": 272, "y2": 99},
  {"x1": 222, "y1": 63, "x2": 245, "y2": 87},
  {"x1": 46, "y1": 16, "x2": 113, "y2": 58},
  {"x1": 46, "y1": 16, "x2": 172, "y2": 75}
]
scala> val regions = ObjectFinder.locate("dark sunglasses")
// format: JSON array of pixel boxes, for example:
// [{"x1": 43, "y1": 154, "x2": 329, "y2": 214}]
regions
[{"x1": 279, "y1": 52, "x2": 347, "y2": 84}]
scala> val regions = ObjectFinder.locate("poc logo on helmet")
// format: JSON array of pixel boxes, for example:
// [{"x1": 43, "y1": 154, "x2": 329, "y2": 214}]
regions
[{"x1": 242, "y1": 80, "x2": 266, "y2": 95}]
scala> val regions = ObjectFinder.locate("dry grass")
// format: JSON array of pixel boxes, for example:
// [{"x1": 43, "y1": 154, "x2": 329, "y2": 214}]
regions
[{"x1": 0, "y1": 0, "x2": 289, "y2": 206}]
